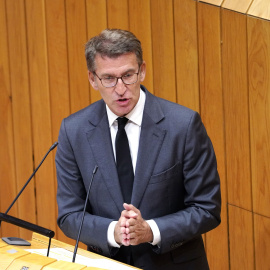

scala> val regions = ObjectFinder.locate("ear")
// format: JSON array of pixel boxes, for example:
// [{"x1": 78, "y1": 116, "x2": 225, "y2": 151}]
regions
[
  {"x1": 88, "y1": 71, "x2": 99, "y2": 90},
  {"x1": 139, "y1": 61, "x2": 146, "y2": 82}
]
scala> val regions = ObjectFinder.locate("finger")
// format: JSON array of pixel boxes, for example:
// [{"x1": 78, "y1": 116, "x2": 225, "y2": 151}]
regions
[
  {"x1": 126, "y1": 218, "x2": 136, "y2": 227},
  {"x1": 122, "y1": 238, "x2": 130, "y2": 246},
  {"x1": 115, "y1": 222, "x2": 127, "y2": 245},
  {"x1": 120, "y1": 226, "x2": 126, "y2": 234},
  {"x1": 122, "y1": 209, "x2": 138, "y2": 219},
  {"x1": 123, "y1": 203, "x2": 136, "y2": 212},
  {"x1": 123, "y1": 203, "x2": 139, "y2": 218},
  {"x1": 118, "y1": 215, "x2": 129, "y2": 228},
  {"x1": 125, "y1": 227, "x2": 130, "y2": 234},
  {"x1": 121, "y1": 206, "x2": 138, "y2": 218}
]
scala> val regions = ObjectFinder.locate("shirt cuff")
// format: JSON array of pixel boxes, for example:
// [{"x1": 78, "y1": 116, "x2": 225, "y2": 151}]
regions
[
  {"x1": 146, "y1": 219, "x2": 161, "y2": 246},
  {"x1": 107, "y1": 221, "x2": 121, "y2": 248}
]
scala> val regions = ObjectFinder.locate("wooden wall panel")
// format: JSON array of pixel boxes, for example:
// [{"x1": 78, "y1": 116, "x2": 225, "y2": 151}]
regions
[
  {"x1": 129, "y1": 0, "x2": 154, "y2": 92},
  {"x1": 5, "y1": 0, "x2": 36, "y2": 239},
  {"x1": 86, "y1": 0, "x2": 107, "y2": 37},
  {"x1": 25, "y1": 0, "x2": 56, "y2": 232},
  {"x1": 254, "y1": 214, "x2": 270, "y2": 269},
  {"x1": 151, "y1": 0, "x2": 176, "y2": 101},
  {"x1": 45, "y1": 0, "x2": 70, "y2": 140},
  {"x1": 222, "y1": 10, "x2": 252, "y2": 210},
  {"x1": 174, "y1": 0, "x2": 200, "y2": 112},
  {"x1": 197, "y1": 3, "x2": 229, "y2": 270},
  {"x1": 45, "y1": 0, "x2": 72, "y2": 245},
  {"x1": 228, "y1": 205, "x2": 254, "y2": 270},
  {"x1": 0, "y1": 0, "x2": 19, "y2": 238},
  {"x1": 107, "y1": 0, "x2": 129, "y2": 29},
  {"x1": 66, "y1": 0, "x2": 90, "y2": 114},
  {"x1": 248, "y1": 17, "x2": 270, "y2": 218},
  {"x1": 86, "y1": 0, "x2": 107, "y2": 103}
]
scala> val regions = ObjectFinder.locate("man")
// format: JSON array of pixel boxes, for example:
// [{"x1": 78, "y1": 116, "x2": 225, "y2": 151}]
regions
[{"x1": 56, "y1": 29, "x2": 221, "y2": 270}]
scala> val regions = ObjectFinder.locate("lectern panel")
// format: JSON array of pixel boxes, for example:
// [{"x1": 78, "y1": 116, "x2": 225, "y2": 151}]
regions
[
  {"x1": 0, "y1": 239, "x2": 8, "y2": 248},
  {"x1": 7, "y1": 253, "x2": 56, "y2": 270},
  {"x1": 43, "y1": 260, "x2": 87, "y2": 269},
  {"x1": 0, "y1": 246, "x2": 30, "y2": 269},
  {"x1": 0, "y1": 233, "x2": 141, "y2": 270}
]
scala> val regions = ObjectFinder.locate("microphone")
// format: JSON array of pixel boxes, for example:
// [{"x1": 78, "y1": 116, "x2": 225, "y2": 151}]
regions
[
  {"x1": 0, "y1": 213, "x2": 55, "y2": 257},
  {"x1": 0, "y1": 142, "x2": 58, "y2": 256},
  {"x1": 72, "y1": 166, "x2": 98, "y2": 263},
  {"x1": 0, "y1": 213, "x2": 55, "y2": 238},
  {"x1": 4, "y1": 141, "x2": 58, "y2": 215}
]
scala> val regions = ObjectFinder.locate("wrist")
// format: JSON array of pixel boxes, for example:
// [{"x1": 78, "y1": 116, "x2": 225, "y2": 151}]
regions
[
  {"x1": 146, "y1": 220, "x2": 161, "y2": 246},
  {"x1": 145, "y1": 221, "x2": 154, "y2": 243}
]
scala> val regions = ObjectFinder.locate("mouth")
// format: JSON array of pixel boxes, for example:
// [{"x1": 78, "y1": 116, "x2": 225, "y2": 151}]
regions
[{"x1": 117, "y1": 98, "x2": 130, "y2": 105}]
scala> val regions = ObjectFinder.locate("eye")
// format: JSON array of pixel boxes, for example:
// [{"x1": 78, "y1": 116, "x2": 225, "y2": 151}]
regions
[
  {"x1": 103, "y1": 76, "x2": 115, "y2": 81},
  {"x1": 123, "y1": 73, "x2": 133, "y2": 78}
]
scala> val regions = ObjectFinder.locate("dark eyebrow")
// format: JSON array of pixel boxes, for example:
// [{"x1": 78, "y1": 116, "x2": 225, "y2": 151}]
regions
[{"x1": 99, "y1": 68, "x2": 137, "y2": 78}]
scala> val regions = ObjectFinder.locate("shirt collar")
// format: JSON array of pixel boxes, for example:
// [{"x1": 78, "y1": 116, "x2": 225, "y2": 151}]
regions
[{"x1": 106, "y1": 88, "x2": 146, "y2": 127}]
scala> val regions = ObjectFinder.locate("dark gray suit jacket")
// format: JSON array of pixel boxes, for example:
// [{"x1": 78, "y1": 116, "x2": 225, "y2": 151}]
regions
[{"x1": 56, "y1": 86, "x2": 221, "y2": 270}]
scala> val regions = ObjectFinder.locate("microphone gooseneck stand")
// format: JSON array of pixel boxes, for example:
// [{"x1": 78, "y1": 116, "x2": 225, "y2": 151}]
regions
[
  {"x1": 0, "y1": 142, "x2": 58, "y2": 257},
  {"x1": 72, "y1": 166, "x2": 98, "y2": 263}
]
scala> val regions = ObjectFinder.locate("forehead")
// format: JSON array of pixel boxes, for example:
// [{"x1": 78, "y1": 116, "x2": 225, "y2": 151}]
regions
[{"x1": 94, "y1": 52, "x2": 138, "y2": 75}]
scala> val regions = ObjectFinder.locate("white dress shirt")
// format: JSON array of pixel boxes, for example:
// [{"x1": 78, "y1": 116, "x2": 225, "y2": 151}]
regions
[{"x1": 106, "y1": 89, "x2": 161, "y2": 248}]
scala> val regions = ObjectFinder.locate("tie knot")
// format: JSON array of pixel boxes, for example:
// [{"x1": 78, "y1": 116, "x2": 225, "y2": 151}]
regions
[{"x1": 117, "y1": 117, "x2": 128, "y2": 130}]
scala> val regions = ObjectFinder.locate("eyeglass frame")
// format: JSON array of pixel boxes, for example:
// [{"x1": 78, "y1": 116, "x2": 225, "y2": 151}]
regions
[{"x1": 93, "y1": 66, "x2": 141, "y2": 88}]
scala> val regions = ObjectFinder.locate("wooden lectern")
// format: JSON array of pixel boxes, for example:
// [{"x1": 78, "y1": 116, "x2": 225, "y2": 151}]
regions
[{"x1": 0, "y1": 233, "x2": 141, "y2": 270}]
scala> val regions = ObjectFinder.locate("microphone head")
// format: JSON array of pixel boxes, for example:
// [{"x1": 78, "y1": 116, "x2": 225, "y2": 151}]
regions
[{"x1": 50, "y1": 142, "x2": 58, "y2": 151}]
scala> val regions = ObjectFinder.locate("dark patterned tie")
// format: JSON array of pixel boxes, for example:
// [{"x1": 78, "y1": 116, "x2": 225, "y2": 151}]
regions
[{"x1": 116, "y1": 117, "x2": 134, "y2": 203}]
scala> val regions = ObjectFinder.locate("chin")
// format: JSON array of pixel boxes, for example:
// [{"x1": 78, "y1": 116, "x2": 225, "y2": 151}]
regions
[
  {"x1": 115, "y1": 107, "x2": 132, "y2": 117},
  {"x1": 117, "y1": 112, "x2": 129, "y2": 117}
]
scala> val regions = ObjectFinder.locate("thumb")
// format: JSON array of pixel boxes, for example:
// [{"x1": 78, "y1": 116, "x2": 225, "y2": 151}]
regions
[{"x1": 123, "y1": 203, "x2": 138, "y2": 218}]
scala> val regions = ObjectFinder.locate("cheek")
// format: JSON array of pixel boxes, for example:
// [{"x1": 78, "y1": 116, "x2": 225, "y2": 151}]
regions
[
  {"x1": 99, "y1": 90, "x2": 112, "y2": 104},
  {"x1": 132, "y1": 84, "x2": 141, "y2": 99}
]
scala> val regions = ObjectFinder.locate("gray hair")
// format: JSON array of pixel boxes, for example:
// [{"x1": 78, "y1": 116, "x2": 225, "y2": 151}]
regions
[{"x1": 85, "y1": 29, "x2": 143, "y2": 72}]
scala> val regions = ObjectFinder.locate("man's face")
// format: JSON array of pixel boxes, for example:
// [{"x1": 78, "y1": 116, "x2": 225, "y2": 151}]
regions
[{"x1": 88, "y1": 52, "x2": 146, "y2": 117}]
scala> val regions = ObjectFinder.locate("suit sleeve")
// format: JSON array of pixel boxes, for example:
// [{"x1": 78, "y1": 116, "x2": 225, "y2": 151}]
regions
[
  {"x1": 55, "y1": 119, "x2": 113, "y2": 256},
  {"x1": 153, "y1": 112, "x2": 221, "y2": 254}
]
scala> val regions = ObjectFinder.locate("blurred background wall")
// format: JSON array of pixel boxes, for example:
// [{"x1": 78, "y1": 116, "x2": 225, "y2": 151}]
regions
[{"x1": 0, "y1": 0, "x2": 270, "y2": 269}]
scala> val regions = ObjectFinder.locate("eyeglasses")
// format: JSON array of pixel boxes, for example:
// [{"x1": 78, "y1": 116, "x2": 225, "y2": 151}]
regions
[{"x1": 94, "y1": 68, "x2": 140, "y2": 88}]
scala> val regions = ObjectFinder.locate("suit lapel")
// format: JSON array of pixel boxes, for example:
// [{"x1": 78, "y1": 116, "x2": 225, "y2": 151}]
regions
[
  {"x1": 132, "y1": 89, "x2": 167, "y2": 208},
  {"x1": 86, "y1": 104, "x2": 124, "y2": 213}
]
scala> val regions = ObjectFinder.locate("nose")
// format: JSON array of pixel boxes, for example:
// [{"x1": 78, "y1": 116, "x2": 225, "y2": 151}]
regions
[{"x1": 115, "y1": 78, "x2": 127, "y2": 96}]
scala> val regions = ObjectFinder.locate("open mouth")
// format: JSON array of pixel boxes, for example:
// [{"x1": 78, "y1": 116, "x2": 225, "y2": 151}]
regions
[
  {"x1": 117, "y1": 98, "x2": 129, "y2": 103},
  {"x1": 116, "y1": 98, "x2": 130, "y2": 108}
]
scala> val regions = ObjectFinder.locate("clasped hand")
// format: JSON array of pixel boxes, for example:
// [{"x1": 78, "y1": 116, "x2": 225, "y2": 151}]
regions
[{"x1": 114, "y1": 203, "x2": 153, "y2": 246}]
